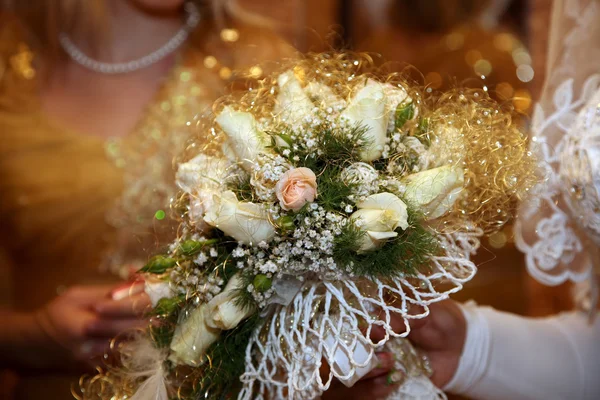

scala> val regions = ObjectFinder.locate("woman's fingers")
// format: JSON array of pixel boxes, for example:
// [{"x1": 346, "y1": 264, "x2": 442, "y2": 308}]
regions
[
  {"x1": 408, "y1": 301, "x2": 466, "y2": 352},
  {"x1": 85, "y1": 317, "x2": 147, "y2": 338},
  {"x1": 353, "y1": 376, "x2": 397, "y2": 399},
  {"x1": 95, "y1": 292, "x2": 151, "y2": 318},
  {"x1": 74, "y1": 339, "x2": 111, "y2": 360},
  {"x1": 408, "y1": 322, "x2": 445, "y2": 350},
  {"x1": 110, "y1": 280, "x2": 145, "y2": 301},
  {"x1": 362, "y1": 352, "x2": 395, "y2": 379},
  {"x1": 65, "y1": 285, "x2": 115, "y2": 305}
]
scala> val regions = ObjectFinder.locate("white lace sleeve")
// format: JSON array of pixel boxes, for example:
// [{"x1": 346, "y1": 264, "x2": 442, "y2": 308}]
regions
[{"x1": 514, "y1": 0, "x2": 600, "y2": 307}]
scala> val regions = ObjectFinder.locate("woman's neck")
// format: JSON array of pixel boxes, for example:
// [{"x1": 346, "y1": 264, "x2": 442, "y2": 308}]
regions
[
  {"x1": 41, "y1": 2, "x2": 191, "y2": 140},
  {"x1": 72, "y1": 1, "x2": 185, "y2": 63}
]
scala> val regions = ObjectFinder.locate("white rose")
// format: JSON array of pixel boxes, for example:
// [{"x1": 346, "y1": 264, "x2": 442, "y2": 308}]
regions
[
  {"x1": 402, "y1": 165, "x2": 465, "y2": 220},
  {"x1": 304, "y1": 81, "x2": 347, "y2": 110},
  {"x1": 205, "y1": 273, "x2": 254, "y2": 330},
  {"x1": 203, "y1": 191, "x2": 276, "y2": 245},
  {"x1": 351, "y1": 192, "x2": 409, "y2": 252},
  {"x1": 275, "y1": 70, "x2": 315, "y2": 124},
  {"x1": 176, "y1": 154, "x2": 231, "y2": 227},
  {"x1": 340, "y1": 79, "x2": 389, "y2": 161},
  {"x1": 382, "y1": 82, "x2": 416, "y2": 131},
  {"x1": 144, "y1": 279, "x2": 173, "y2": 308},
  {"x1": 169, "y1": 304, "x2": 220, "y2": 366},
  {"x1": 176, "y1": 154, "x2": 230, "y2": 194},
  {"x1": 168, "y1": 274, "x2": 255, "y2": 367},
  {"x1": 216, "y1": 106, "x2": 269, "y2": 170}
]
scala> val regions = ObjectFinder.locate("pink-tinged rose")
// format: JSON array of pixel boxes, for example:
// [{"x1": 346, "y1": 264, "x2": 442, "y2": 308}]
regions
[{"x1": 276, "y1": 167, "x2": 318, "y2": 211}]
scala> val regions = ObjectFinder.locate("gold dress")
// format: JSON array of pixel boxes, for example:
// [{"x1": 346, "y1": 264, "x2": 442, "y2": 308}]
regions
[{"x1": 0, "y1": 17, "x2": 292, "y2": 400}]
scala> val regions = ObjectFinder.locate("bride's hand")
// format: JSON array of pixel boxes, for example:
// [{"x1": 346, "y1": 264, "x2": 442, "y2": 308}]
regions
[
  {"x1": 404, "y1": 300, "x2": 466, "y2": 388},
  {"x1": 369, "y1": 300, "x2": 466, "y2": 389},
  {"x1": 321, "y1": 352, "x2": 399, "y2": 399},
  {"x1": 34, "y1": 282, "x2": 150, "y2": 368}
]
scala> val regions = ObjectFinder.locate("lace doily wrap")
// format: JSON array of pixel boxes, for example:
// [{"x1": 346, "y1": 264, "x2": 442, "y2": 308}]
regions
[
  {"x1": 514, "y1": 0, "x2": 600, "y2": 307},
  {"x1": 239, "y1": 227, "x2": 480, "y2": 399}
]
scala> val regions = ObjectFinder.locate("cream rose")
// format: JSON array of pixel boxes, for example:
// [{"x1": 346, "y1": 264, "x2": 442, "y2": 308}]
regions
[
  {"x1": 169, "y1": 304, "x2": 220, "y2": 366},
  {"x1": 176, "y1": 154, "x2": 231, "y2": 227},
  {"x1": 275, "y1": 70, "x2": 315, "y2": 124},
  {"x1": 203, "y1": 191, "x2": 276, "y2": 245},
  {"x1": 215, "y1": 106, "x2": 269, "y2": 170},
  {"x1": 340, "y1": 79, "x2": 389, "y2": 162},
  {"x1": 176, "y1": 154, "x2": 231, "y2": 194},
  {"x1": 402, "y1": 165, "x2": 465, "y2": 220},
  {"x1": 275, "y1": 167, "x2": 318, "y2": 211},
  {"x1": 382, "y1": 82, "x2": 416, "y2": 130},
  {"x1": 169, "y1": 274, "x2": 254, "y2": 367},
  {"x1": 351, "y1": 192, "x2": 409, "y2": 252},
  {"x1": 205, "y1": 273, "x2": 254, "y2": 330},
  {"x1": 304, "y1": 81, "x2": 347, "y2": 110}
]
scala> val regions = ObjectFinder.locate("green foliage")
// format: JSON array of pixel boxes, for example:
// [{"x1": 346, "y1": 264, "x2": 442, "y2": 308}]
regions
[
  {"x1": 178, "y1": 239, "x2": 220, "y2": 256},
  {"x1": 150, "y1": 324, "x2": 176, "y2": 349},
  {"x1": 232, "y1": 271, "x2": 258, "y2": 312},
  {"x1": 285, "y1": 123, "x2": 370, "y2": 171},
  {"x1": 226, "y1": 173, "x2": 254, "y2": 202},
  {"x1": 332, "y1": 222, "x2": 367, "y2": 263},
  {"x1": 195, "y1": 315, "x2": 262, "y2": 400},
  {"x1": 395, "y1": 102, "x2": 414, "y2": 129},
  {"x1": 371, "y1": 158, "x2": 389, "y2": 172},
  {"x1": 413, "y1": 117, "x2": 432, "y2": 146},
  {"x1": 141, "y1": 255, "x2": 178, "y2": 274},
  {"x1": 313, "y1": 123, "x2": 370, "y2": 165},
  {"x1": 316, "y1": 166, "x2": 356, "y2": 212},
  {"x1": 277, "y1": 215, "x2": 296, "y2": 232},
  {"x1": 153, "y1": 294, "x2": 186, "y2": 316},
  {"x1": 252, "y1": 274, "x2": 272, "y2": 292},
  {"x1": 333, "y1": 208, "x2": 438, "y2": 279},
  {"x1": 268, "y1": 132, "x2": 294, "y2": 148},
  {"x1": 149, "y1": 296, "x2": 186, "y2": 349},
  {"x1": 149, "y1": 295, "x2": 186, "y2": 349}
]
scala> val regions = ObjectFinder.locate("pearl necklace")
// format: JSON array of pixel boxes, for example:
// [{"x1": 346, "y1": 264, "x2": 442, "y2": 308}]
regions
[{"x1": 59, "y1": 2, "x2": 200, "y2": 74}]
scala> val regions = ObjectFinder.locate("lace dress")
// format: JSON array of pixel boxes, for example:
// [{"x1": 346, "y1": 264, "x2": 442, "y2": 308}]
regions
[
  {"x1": 514, "y1": 0, "x2": 600, "y2": 308},
  {"x1": 445, "y1": 1, "x2": 600, "y2": 398}
]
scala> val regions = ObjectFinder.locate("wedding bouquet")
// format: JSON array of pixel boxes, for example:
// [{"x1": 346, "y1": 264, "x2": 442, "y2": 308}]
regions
[{"x1": 82, "y1": 54, "x2": 536, "y2": 400}]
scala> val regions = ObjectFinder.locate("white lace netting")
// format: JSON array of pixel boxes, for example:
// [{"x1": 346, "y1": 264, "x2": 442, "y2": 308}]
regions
[
  {"x1": 238, "y1": 226, "x2": 480, "y2": 399},
  {"x1": 514, "y1": 0, "x2": 600, "y2": 308}
]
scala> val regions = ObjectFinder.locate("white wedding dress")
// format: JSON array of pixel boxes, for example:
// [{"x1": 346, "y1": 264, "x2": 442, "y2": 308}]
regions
[{"x1": 444, "y1": 0, "x2": 600, "y2": 399}]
